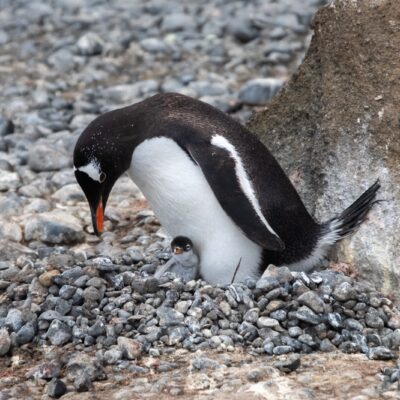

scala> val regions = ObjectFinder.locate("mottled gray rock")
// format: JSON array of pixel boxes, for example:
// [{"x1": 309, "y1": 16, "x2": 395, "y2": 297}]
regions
[
  {"x1": 24, "y1": 211, "x2": 83, "y2": 244},
  {"x1": 239, "y1": 78, "x2": 284, "y2": 105},
  {"x1": 0, "y1": 221, "x2": 22, "y2": 241},
  {"x1": 255, "y1": 276, "x2": 280, "y2": 292},
  {"x1": 248, "y1": 0, "x2": 399, "y2": 298},
  {"x1": 367, "y1": 346, "x2": 395, "y2": 360},
  {"x1": 298, "y1": 291, "x2": 325, "y2": 313},
  {"x1": 28, "y1": 144, "x2": 70, "y2": 172},
  {"x1": 161, "y1": 13, "x2": 195, "y2": 32},
  {"x1": 0, "y1": 171, "x2": 20, "y2": 191},
  {"x1": 5, "y1": 308, "x2": 24, "y2": 332},
  {"x1": 16, "y1": 322, "x2": 36, "y2": 345},
  {"x1": 228, "y1": 17, "x2": 259, "y2": 43},
  {"x1": 140, "y1": 38, "x2": 167, "y2": 53},
  {"x1": 261, "y1": 264, "x2": 293, "y2": 284},
  {"x1": 157, "y1": 306, "x2": 184, "y2": 327},
  {"x1": 47, "y1": 319, "x2": 72, "y2": 345},
  {"x1": 295, "y1": 306, "x2": 321, "y2": 325},
  {"x1": 0, "y1": 328, "x2": 11, "y2": 356},
  {"x1": 320, "y1": 338, "x2": 336, "y2": 352},
  {"x1": 332, "y1": 282, "x2": 357, "y2": 302},
  {"x1": 273, "y1": 354, "x2": 301, "y2": 372},
  {"x1": 118, "y1": 337, "x2": 143, "y2": 360},
  {"x1": 52, "y1": 184, "x2": 85, "y2": 203},
  {"x1": 76, "y1": 32, "x2": 104, "y2": 56},
  {"x1": 66, "y1": 353, "x2": 106, "y2": 387}
]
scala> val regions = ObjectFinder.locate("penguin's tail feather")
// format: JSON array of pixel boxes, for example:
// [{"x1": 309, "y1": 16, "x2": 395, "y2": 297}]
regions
[{"x1": 322, "y1": 179, "x2": 381, "y2": 244}]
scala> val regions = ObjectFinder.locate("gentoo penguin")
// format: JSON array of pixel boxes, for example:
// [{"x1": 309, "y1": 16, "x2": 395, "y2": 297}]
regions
[
  {"x1": 73, "y1": 93, "x2": 380, "y2": 284},
  {"x1": 154, "y1": 236, "x2": 199, "y2": 282}
]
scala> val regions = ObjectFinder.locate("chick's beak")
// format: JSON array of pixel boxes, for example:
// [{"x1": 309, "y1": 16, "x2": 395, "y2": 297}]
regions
[{"x1": 174, "y1": 247, "x2": 184, "y2": 255}]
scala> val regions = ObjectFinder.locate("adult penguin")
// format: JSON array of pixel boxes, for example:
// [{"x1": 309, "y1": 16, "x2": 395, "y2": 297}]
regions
[{"x1": 73, "y1": 93, "x2": 380, "y2": 284}]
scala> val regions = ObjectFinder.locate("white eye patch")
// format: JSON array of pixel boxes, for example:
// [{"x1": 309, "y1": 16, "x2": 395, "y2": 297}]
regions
[{"x1": 75, "y1": 160, "x2": 102, "y2": 182}]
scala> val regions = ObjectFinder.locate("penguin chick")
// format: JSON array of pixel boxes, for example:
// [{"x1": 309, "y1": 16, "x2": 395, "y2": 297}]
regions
[{"x1": 155, "y1": 236, "x2": 199, "y2": 282}]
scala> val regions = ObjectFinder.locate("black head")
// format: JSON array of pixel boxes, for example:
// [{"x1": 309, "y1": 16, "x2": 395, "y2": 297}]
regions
[
  {"x1": 73, "y1": 111, "x2": 136, "y2": 235},
  {"x1": 171, "y1": 236, "x2": 193, "y2": 255}
]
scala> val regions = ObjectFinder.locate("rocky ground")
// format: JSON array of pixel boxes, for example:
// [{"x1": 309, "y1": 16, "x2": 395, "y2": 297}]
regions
[{"x1": 0, "y1": 0, "x2": 399, "y2": 399}]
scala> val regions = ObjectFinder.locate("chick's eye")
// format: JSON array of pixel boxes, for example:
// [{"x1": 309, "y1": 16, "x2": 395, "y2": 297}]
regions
[
  {"x1": 185, "y1": 245, "x2": 191, "y2": 251},
  {"x1": 99, "y1": 172, "x2": 106, "y2": 183}
]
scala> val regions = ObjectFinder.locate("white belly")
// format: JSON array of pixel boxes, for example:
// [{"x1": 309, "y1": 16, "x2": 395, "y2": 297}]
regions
[{"x1": 129, "y1": 137, "x2": 262, "y2": 284}]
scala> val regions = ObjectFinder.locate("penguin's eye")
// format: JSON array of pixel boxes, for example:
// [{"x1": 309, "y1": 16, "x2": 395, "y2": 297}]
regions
[
  {"x1": 99, "y1": 172, "x2": 106, "y2": 183},
  {"x1": 185, "y1": 244, "x2": 191, "y2": 251}
]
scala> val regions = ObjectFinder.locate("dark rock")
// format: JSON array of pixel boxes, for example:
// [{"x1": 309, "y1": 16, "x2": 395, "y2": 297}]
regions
[
  {"x1": 16, "y1": 322, "x2": 36, "y2": 345},
  {"x1": 0, "y1": 117, "x2": 14, "y2": 136},
  {"x1": 47, "y1": 378, "x2": 67, "y2": 398},
  {"x1": 273, "y1": 354, "x2": 301, "y2": 373},
  {"x1": 367, "y1": 346, "x2": 395, "y2": 360}
]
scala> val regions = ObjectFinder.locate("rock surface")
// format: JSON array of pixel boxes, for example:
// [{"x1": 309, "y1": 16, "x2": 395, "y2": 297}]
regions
[{"x1": 248, "y1": 0, "x2": 400, "y2": 297}]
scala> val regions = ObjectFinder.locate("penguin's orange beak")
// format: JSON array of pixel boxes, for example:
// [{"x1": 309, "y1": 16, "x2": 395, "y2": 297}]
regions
[{"x1": 95, "y1": 198, "x2": 104, "y2": 235}]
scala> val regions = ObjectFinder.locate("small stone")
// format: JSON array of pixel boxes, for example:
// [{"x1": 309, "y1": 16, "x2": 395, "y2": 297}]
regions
[
  {"x1": 367, "y1": 346, "x2": 395, "y2": 360},
  {"x1": 228, "y1": 17, "x2": 259, "y2": 43},
  {"x1": 140, "y1": 38, "x2": 167, "y2": 53},
  {"x1": 0, "y1": 171, "x2": 20, "y2": 191},
  {"x1": 273, "y1": 346, "x2": 294, "y2": 355},
  {"x1": 192, "y1": 357, "x2": 219, "y2": 370},
  {"x1": 0, "y1": 328, "x2": 11, "y2": 356},
  {"x1": 298, "y1": 291, "x2": 325, "y2": 313},
  {"x1": 6, "y1": 309, "x2": 24, "y2": 332},
  {"x1": 344, "y1": 318, "x2": 363, "y2": 331},
  {"x1": 257, "y1": 317, "x2": 280, "y2": 329},
  {"x1": 103, "y1": 348, "x2": 122, "y2": 365},
  {"x1": 39, "y1": 270, "x2": 60, "y2": 287},
  {"x1": 28, "y1": 144, "x2": 70, "y2": 172},
  {"x1": 76, "y1": 32, "x2": 104, "y2": 56},
  {"x1": 118, "y1": 337, "x2": 143, "y2": 360},
  {"x1": 47, "y1": 320, "x2": 72, "y2": 346},
  {"x1": 320, "y1": 338, "x2": 336, "y2": 352},
  {"x1": 157, "y1": 307, "x2": 184, "y2": 326},
  {"x1": 327, "y1": 313, "x2": 343, "y2": 329},
  {"x1": 332, "y1": 282, "x2": 357, "y2": 302},
  {"x1": 239, "y1": 78, "x2": 284, "y2": 105},
  {"x1": 24, "y1": 212, "x2": 83, "y2": 244},
  {"x1": 244, "y1": 308, "x2": 259, "y2": 323},
  {"x1": 0, "y1": 117, "x2": 14, "y2": 136},
  {"x1": 83, "y1": 286, "x2": 101, "y2": 302},
  {"x1": 47, "y1": 378, "x2": 67, "y2": 398},
  {"x1": 261, "y1": 264, "x2": 293, "y2": 284},
  {"x1": 161, "y1": 13, "x2": 194, "y2": 32},
  {"x1": 365, "y1": 309, "x2": 384, "y2": 329},
  {"x1": 16, "y1": 322, "x2": 36, "y2": 345},
  {"x1": 255, "y1": 276, "x2": 280, "y2": 292},
  {"x1": 273, "y1": 354, "x2": 301, "y2": 372},
  {"x1": 295, "y1": 306, "x2": 321, "y2": 325},
  {"x1": 288, "y1": 327, "x2": 303, "y2": 338}
]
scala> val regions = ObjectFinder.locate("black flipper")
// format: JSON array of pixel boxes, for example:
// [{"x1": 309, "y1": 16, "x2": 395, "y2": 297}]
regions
[{"x1": 187, "y1": 141, "x2": 285, "y2": 252}]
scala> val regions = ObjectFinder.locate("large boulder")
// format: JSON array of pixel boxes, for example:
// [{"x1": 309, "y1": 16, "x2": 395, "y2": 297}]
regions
[{"x1": 248, "y1": 0, "x2": 399, "y2": 297}]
